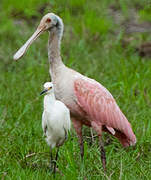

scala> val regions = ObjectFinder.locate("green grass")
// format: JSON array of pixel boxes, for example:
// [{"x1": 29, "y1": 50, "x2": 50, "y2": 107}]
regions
[{"x1": 0, "y1": 0, "x2": 151, "y2": 179}]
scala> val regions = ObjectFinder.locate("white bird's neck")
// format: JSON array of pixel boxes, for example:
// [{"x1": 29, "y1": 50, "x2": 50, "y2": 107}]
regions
[
  {"x1": 48, "y1": 18, "x2": 65, "y2": 80},
  {"x1": 44, "y1": 93, "x2": 56, "y2": 110}
]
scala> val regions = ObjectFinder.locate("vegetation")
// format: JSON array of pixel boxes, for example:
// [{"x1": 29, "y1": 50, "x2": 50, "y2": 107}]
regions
[{"x1": 0, "y1": 0, "x2": 151, "y2": 179}]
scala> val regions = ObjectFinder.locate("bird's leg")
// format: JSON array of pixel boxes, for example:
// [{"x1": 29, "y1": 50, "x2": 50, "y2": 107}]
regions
[
  {"x1": 79, "y1": 136, "x2": 84, "y2": 160},
  {"x1": 50, "y1": 148, "x2": 53, "y2": 172},
  {"x1": 77, "y1": 128, "x2": 84, "y2": 159},
  {"x1": 72, "y1": 118, "x2": 84, "y2": 159},
  {"x1": 90, "y1": 128, "x2": 95, "y2": 145},
  {"x1": 99, "y1": 136, "x2": 106, "y2": 171},
  {"x1": 91, "y1": 121, "x2": 106, "y2": 171},
  {"x1": 53, "y1": 147, "x2": 59, "y2": 174}
]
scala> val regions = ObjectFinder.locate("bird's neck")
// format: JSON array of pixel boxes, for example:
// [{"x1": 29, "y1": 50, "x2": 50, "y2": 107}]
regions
[
  {"x1": 44, "y1": 93, "x2": 56, "y2": 110},
  {"x1": 48, "y1": 25, "x2": 65, "y2": 79}
]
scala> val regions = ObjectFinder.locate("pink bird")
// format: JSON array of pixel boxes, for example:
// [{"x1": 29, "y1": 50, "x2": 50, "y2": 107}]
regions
[{"x1": 13, "y1": 13, "x2": 136, "y2": 170}]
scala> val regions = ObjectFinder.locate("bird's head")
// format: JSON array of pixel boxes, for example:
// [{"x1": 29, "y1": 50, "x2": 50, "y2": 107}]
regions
[
  {"x1": 40, "y1": 82, "x2": 54, "y2": 95},
  {"x1": 13, "y1": 13, "x2": 63, "y2": 61},
  {"x1": 38, "y1": 13, "x2": 59, "y2": 31}
]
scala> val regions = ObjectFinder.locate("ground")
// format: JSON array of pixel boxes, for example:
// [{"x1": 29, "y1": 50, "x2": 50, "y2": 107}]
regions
[{"x1": 0, "y1": 0, "x2": 151, "y2": 179}]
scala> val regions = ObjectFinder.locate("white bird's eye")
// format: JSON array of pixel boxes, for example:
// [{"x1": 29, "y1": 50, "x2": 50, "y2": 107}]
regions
[{"x1": 48, "y1": 87, "x2": 52, "y2": 90}]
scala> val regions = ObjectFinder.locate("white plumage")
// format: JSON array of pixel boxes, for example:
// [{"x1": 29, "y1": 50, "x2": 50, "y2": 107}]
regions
[{"x1": 40, "y1": 82, "x2": 71, "y2": 172}]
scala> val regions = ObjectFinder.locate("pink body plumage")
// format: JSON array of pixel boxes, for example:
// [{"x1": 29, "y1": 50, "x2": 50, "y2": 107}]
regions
[{"x1": 74, "y1": 78, "x2": 136, "y2": 147}]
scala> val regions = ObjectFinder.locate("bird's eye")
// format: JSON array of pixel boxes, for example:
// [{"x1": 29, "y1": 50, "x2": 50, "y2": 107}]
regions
[{"x1": 46, "y1": 18, "x2": 51, "y2": 23}]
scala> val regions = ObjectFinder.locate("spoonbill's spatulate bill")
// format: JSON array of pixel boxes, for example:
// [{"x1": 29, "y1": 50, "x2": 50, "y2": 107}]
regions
[{"x1": 14, "y1": 13, "x2": 136, "y2": 170}]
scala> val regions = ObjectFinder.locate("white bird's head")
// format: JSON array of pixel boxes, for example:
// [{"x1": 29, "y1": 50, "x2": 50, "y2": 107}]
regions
[
  {"x1": 40, "y1": 82, "x2": 54, "y2": 95},
  {"x1": 13, "y1": 13, "x2": 63, "y2": 60}
]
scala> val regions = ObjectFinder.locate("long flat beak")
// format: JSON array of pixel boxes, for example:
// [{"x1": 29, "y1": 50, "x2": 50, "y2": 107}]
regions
[
  {"x1": 40, "y1": 89, "x2": 48, "y2": 95},
  {"x1": 13, "y1": 26, "x2": 45, "y2": 61}
]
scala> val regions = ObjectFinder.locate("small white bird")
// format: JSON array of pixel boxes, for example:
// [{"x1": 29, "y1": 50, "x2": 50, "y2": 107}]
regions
[{"x1": 40, "y1": 82, "x2": 71, "y2": 173}]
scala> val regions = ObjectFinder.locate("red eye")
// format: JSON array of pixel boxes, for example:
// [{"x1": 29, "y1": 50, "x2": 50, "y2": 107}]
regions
[{"x1": 46, "y1": 18, "x2": 51, "y2": 23}]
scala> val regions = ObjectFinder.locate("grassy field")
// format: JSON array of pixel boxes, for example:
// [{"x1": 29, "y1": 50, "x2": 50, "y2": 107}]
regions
[{"x1": 1, "y1": 0, "x2": 151, "y2": 179}]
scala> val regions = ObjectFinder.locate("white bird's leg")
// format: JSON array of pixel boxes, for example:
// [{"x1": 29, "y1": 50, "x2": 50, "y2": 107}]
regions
[
  {"x1": 54, "y1": 147, "x2": 59, "y2": 174},
  {"x1": 72, "y1": 118, "x2": 84, "y2": 159},
  {"x1": 50, "y1": 147, "x2": 53, "y2": 172}
]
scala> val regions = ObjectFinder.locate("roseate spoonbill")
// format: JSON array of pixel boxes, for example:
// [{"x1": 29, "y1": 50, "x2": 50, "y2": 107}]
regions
[
  {"x1": 13, "y1": 13, "x2": 136, "y2": 170},
  {"x1": 40, "y1": 82, "x2": 71, "y2": 173}
]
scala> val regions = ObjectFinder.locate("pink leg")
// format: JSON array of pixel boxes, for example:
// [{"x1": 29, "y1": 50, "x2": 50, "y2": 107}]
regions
[
  {"x1": 99, "y1": 136, "x2": 106, "y2": 171},
  {"x1": 72, "y1": 118, "x2": 84, "y2": 159},
  {"x1": 91, "y1": 121, "x2": 106, "y2": 171}
]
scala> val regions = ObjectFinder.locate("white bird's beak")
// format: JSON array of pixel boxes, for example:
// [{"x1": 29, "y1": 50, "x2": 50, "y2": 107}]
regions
[
  {"x1": 13, "y1": 25, "x2": 46, "y2": 61},
  {"x1": 40, "y1": 89, "x2": 48, "y2": 95},
  {"x1": 40, "y1": 87, "x2": 51, "y2": 95}
]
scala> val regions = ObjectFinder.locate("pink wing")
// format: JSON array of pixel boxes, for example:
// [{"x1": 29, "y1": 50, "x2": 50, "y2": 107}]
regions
[{"x1": 74, "y1": 78, "x2": 136, "y2": 147}]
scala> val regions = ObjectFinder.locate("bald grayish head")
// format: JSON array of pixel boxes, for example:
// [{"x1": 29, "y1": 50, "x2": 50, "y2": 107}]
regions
[{"x1": 13, "y1": 13, "x2": 64, "y2": 61}]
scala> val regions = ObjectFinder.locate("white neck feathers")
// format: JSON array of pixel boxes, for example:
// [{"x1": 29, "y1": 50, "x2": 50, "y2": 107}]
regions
[{"x1": 44, "y1": 93, "x2": 56, "y2": 110}]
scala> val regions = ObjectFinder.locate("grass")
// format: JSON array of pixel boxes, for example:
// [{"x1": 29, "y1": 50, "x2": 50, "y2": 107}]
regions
[{"x1": 0, "y1": 0, "x2": 151, "y2": 179}]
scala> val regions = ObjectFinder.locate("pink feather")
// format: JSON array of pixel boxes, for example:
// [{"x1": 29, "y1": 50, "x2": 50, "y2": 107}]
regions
[{"x1": 74, "y1": 78, "x2": 136, "y2": 147}]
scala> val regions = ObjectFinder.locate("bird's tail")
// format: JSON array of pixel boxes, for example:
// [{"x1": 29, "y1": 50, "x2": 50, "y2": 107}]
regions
[
  {"x1": 111, "y1": 110, "x2": 137, "y2": 147},
  {"x1": 114, "y1": 130, "x2": 136, "y2": 147},
  {"x1": 104, "y1": 125, "x2": 136, "y2": 147}
]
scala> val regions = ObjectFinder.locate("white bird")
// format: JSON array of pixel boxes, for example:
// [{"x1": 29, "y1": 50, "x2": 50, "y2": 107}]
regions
[{"x1": 40, "y1": 82, "x2": 71, "y2": 173}]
